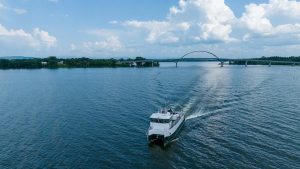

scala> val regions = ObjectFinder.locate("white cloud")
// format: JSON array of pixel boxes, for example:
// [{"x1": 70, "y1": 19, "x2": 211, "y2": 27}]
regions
[
  {"x1": 70, "y1": 36, "x2": 123, "y2": 55},
  {"x1": 33, "y1": 0, "x2": 300, "y2": 58},
  {"x1": 169, "y1": 0, "x2": 236, "y2": 41},
  {"x1": 0, "y1": 2, "x2": 28, "y2": 14},
  {"x1": 4, "y1": 0, "x2": 297, "y2": 58},
  {"x1": 177, "y1": 22, "x2": 190, "y2": 31},
  {"x1": 33, "y1": 28, "x2": 57, "y2": 48},
  {"x1": 0, "y1": 24, "x2": 36, "y2": 47},
  {"x1": 123, "y1": 20, "x2": 175, "y2": 43},
  {"x1": 241, "y1": 0, "x2": 300, "y2": 37},
  {"x1": 84, "y1": 29, "x2": 118, "y2": 37},
  {"x1": 266, "y1": 0, "x2": 300, "y2": 20},
  {"x1": 0, "y1": 24, "x2": 57, "y2": 50},
  {"x1": 122, "y1": 0, "x2": 236, "y2": 44},
  {"x1": 241, "y1": 4, "x2": 273, "y2": 35},
  {"x1": 0, "y1": 24, "x2": 30, "y2": 37},
  {"x1": 112, "y1": 0, "x2": 300, "y2": 57},
  {"x1": 84, "y1": 36, "x2": 122, "y2": 51}
]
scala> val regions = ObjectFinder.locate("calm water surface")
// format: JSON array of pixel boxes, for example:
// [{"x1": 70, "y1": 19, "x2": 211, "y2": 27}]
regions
[{"x1": 0, "y1": 63, "x2": 299, "y2": 168}]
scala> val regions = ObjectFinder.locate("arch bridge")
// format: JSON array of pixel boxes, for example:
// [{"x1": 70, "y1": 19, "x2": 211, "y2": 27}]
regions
[
  {"x1": 175, "y1": 50, "x2": 223, "y2": 67},
  {"x1": 121, "y1": 51, "x2": 300, "y2": 67}
]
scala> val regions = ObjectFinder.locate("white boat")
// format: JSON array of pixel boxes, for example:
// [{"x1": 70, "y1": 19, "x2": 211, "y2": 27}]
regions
[{"x1": 147, "y1": 108, "x2": 185, "y2": 146}]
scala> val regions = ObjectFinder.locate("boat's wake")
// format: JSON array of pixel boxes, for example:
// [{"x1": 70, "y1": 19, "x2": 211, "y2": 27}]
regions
[
  {"x1": 154, "y1": 67, "x2": 273, "y2": 124},
  {"x1": 170, "y1": 137, "x2": 179, "y2": 143},
  {"x1": 179, "y1": 71, "x2": 273, "y2": 122},
  {"x1": 185, "y1": 111, "x2": 206, "y2": 121}
]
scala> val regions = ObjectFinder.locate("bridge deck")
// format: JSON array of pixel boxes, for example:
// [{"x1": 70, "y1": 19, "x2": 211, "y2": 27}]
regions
[
  {"x1": 120, "y1": 58, "x2": 300, "y2": 65},
  {"x1": 120, "y1": 50, "x2": 300, "y2": 66}
]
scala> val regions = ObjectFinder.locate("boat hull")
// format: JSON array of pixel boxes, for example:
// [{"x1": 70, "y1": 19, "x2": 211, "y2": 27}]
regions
[
  {"x1": 148, "y1": 134, "x2": 165, "y2": 145},
  {"x1": 148, "y1": 117, "x2": 185, "y2": 146}
]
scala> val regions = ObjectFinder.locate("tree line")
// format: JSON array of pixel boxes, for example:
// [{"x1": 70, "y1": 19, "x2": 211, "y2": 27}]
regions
[
  {"x1": 0, "y1": 56, "x2": 159, "y2": 69},
  {"x1": 230, "y1": 56, "x2": 300, "y2": 65}
]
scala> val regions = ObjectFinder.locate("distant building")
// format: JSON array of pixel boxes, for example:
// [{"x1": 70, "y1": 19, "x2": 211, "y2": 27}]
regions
[
  {"x1": 58, "y1": 61, "x2": 64, "y2": 65},
  {"x1": 41, "y1": 61, "x2": 47, "y2": 65},
  {"x1": 130, "y1": 62, "x2": 137, "y2": 67}
]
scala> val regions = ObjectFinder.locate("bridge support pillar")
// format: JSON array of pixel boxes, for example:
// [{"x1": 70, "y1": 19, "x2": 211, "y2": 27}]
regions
[
  {"x1": 151, "y1": 61, "x2": 154, "y2": 67},
  {"x1": 176, "y1": 62, "x2": 178, "y2": 68},
  {"x1": 220, "y1": 62, "x2": 224, "y2": 67},
  {"x1": 245, "y1": 61, "x2": 248, "y2": 67},
  {"x1": 269, "y1": 62, "x2": 271, "y2": 67}
]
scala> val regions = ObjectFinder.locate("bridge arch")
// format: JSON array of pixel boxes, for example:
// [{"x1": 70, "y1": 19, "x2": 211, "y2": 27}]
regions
[
  {"x1": 175, "y1": 50, "x2": 223, "y2": 67},
  {"x1": 178, "y1": 50, "x2": 220, "y2": 62}
]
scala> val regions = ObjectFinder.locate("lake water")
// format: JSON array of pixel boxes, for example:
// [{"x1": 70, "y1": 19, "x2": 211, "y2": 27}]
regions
[{"x1": 0, "y1": 63, "x2": 299, "y2": 168}]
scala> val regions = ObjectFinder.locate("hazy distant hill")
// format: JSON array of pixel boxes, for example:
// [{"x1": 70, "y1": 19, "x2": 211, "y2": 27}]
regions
[{"x1": 0, "y1": 56, "x2": 35, "y2": 60}]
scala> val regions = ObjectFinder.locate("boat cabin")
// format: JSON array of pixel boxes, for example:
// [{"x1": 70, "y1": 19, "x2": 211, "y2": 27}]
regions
[{"x1": 149, "y1": 109, "x2": 181, "y2": 128}]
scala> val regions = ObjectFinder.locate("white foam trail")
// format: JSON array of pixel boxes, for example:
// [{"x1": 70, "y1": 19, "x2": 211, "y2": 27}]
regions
[
  {"x1": 185, "y1": 107, "x2": 206, "y2": 120},
  {"x1": 182, "y1": 101, "x2": 193, "y2": 112},
  {"x1": 170, "y1": 138, "x2": 179, "y2": 143},
  {"x1": 181, "y1": 95, "x2": 198, "y2": 113},
  {"x1": 186, "y1": 112, "x2": 207, "y2": 120},
  {"x1": 186, "y1": 107, "x2": 232, "y2": 121}
]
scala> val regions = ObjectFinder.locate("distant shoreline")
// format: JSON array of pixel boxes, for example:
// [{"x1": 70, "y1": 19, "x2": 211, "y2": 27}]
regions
[
  {"x1": 1, "y1": 56, "x2": 300, "y2": 69},
  {"x1": 229, "y1": 56, "x2": 300, "y2": 66},
  {"x1": 0, "y1": 56, "x2": 159, "y2": 69}
]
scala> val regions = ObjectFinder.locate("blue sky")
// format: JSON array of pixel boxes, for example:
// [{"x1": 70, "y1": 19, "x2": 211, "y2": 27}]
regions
[{"x1": 1, "y1": 0, "x2": 300, "y2": 58}]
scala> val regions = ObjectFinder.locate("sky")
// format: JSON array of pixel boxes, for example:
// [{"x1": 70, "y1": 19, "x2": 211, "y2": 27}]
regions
[{"x1": 0, "y1": 0, "x2": 300, "y2": 58}]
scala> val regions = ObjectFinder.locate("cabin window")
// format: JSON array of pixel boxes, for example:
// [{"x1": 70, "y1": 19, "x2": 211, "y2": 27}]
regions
[
  {"x1": 171, "y1": 117, "x2": 180, "y2": 128},
  {"x1": 150, "y1": 118, "x2": 170, "y2": 123}
]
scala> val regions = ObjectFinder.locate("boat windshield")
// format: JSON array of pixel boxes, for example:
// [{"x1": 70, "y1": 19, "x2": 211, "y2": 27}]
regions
[{"x1": 150, "y1": 118, "x2": 170, "y2": 123}]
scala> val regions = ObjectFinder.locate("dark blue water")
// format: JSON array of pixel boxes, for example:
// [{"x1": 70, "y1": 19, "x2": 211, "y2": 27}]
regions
[{"x1": 0, "y1": 64, "x2": 300, "y2": 168}]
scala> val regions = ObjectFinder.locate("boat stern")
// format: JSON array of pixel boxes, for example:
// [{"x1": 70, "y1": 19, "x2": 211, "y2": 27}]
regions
[
  {"x1": 147, "y1": 126, "x2": 167, "y2": 145},
  {"x1": 148, "y1": 134, "x2": 165, "y2": 144}
]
